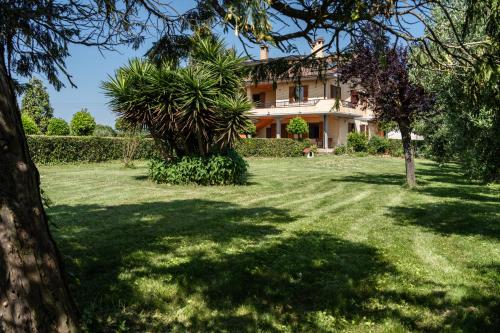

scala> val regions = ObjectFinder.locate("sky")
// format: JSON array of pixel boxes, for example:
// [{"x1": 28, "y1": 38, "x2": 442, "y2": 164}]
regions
[{"x1": 21, "y1": 1, "x2": 424, "y2": 127}]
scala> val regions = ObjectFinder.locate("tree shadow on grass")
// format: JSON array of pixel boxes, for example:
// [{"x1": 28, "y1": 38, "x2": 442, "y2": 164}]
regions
[
  {"x1": 48, "y1": 200, "x2": 396, "y2": 332},
  {"x1": 48, "y1": 198, "x2": 500, "y2": 332},
  {"x1": 387, "y1": 200, "x2": 500, "y2": 239}
]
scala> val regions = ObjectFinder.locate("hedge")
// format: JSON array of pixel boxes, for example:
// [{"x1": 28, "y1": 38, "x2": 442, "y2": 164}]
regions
[
  {"x1": 27, "y1": 135, "x2": 157, "y2": 164},
  {"x1": 27, "y1": 136, "x2": 315, "y2": 164},
  {"x1": 234, "y1": 138, "x2": 311, "y2": 157}
]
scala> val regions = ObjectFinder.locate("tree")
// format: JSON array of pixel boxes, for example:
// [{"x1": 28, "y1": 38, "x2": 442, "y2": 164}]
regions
[
  {"x1": 93, "y1": 124, "x2": 116, "y2": 137},
  {"x1": 70, "y1": 109, "x2": 96, "y2": 136},
  {"x1": 47, "y1": 118, "x2": 70, "y2": 136},
  {"x1": 21, "y1": 113, "x2": 40, "y2": 135},
  {"x1": 286, "y1": 117, "x2": 309, "y2": 138},
  {"x1": 0, "y1": 0, "x2": 194, "y2": 330},
  {"x1": 340, "y1": 28, "x2": 433, "y2": 187},
  {"x1": 21, "y1": 77, "x2": 54, "y2": 133},
  {"x1": 103, "y1": 36, "x2": 253, "y2": 159},
  {"x1": 411, "y1": 0, "x2": 499, "y2": 182}
]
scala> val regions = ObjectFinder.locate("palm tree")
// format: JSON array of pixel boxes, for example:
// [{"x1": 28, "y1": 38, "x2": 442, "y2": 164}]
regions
[{"x1": 103, "y1": 35, "x2": 253, "y2": 159}]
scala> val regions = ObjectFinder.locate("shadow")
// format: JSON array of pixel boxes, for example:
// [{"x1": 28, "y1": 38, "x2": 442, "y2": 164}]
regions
[
  {"x1": 48, "y1": 199, "x2": 299, "y2": 330},
  {"x1": 47, "y1": 197, "x2": 500, "y2": 332},
  {"x1": 137, "y1": 231, "x2": 393, "y2": 332},
  {"x1": 387, "y1": 201, "x2": 500, "y2": 239}
]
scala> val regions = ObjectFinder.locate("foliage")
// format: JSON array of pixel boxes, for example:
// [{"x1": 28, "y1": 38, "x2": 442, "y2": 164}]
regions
[
  {"x1": 70, "y1": 109, "x2": 96, "y2": 136},
  {"x1": 334, "y1": 145, "x2": 350, "y2": 155},
  {"x1": 21, "y1": 113, "x2": 39, "y2": 135},
  {"x1": 347, "y1": 132, "x2": 368, "y2": 152},
  {"x1": 234, "y1": 138, "x2": 311, "y2": 157},
  {"x1": 367, "y1": 136, "x2": 389, "y2": 154},
  {"x1": 27, "y1": 136, "x2": 157, "y2": 164},
  {"x1": 286, "y1": 117, "x2": 309, "y2": 136},
  {"x1": 20, "y1": 77, "x2": 54, "y2": 133},
  {"x1": 46, "y1": 118, "x2": 70, "y2": 136},
  {"x1": 411, "y1": 0, "x2": 499, "y2": 181},
  {"x1": 148, "y1": 150, "x2": 248, "y2": 185},
  {"x1": 43, "y1": 157, "x2": 500, "y2": 332},
  {"x1": 243, "y1": 122, "x2": 257, "y2": 136},
  {"x1": 340, "y1": 25, "x2": 433, "y2": 186},
  {"x1": 103, "y1": 36, "x2": 253, "y2": 160},
  {"x1": 94, "y1": 124, "x2": 117, "y2": 137}
]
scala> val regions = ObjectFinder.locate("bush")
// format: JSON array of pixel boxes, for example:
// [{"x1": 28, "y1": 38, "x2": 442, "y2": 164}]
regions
[
  {"x1": 148, "y1": 150, "x2": 248, "y2": 185},
  {"x1": 46, "y1": 118, "x2": 70, "y2": 136},
  {"x1": 94, "y1": 124, "x2": 116, "y2": 137},
  {"x1": 27, "y1": 136, "x2": 157, "y2": 164},
  {"x1": 286, "y1": 117, "x2": 309, "y2": 136},
  {"x1": 387, "y1": 139, "x2": 404, "y2": 157},
  {"x1": 368, "y1": 136, "x2": 389, "y2": 154},
  {"x1": 70, "y1": 109, "x2": 96, "y2": 136},
  {"x1": 347, "y1": 132, "x2": 368, "y2": 152},
  {"x1": 234, "y1": 138, "x2": 311, "y2": 157},
  {"x1": 22, "y1": 114, "x2": 39, "y2": 135},
  {"x1": 334, "y1": 145, "x2": 351, "y2": 155}
]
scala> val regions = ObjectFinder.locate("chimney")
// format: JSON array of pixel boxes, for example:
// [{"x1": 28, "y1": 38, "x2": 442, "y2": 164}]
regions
[
  {"x1": 311, "y1": 38, "x2": 324, "y2": 57},
  {"x1": 260, "y1": 45, "x2": 269, "y2": 61}
]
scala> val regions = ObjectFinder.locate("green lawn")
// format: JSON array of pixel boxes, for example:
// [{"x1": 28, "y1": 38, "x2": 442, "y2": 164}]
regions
[{"x1": 40, "y1": 156, "x2": 500, "y2": 332}]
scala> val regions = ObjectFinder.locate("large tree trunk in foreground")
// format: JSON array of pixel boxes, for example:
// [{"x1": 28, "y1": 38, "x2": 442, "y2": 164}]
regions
[
  {"x1": 0, "y1": 60, "x2": 79, "y2": 331},
  {"x1": 398, "y1": 121, "x2": 417, "y2": 187}
]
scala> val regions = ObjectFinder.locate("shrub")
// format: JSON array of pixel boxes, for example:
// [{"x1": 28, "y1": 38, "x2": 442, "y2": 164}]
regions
[
  {"x1": 70, "y1": 109, "x2": 96, "y2": 136},
  {"x1": 94, "y1": 124, "x2": 117, "y2": 137},
  {"x1": 334, "y1": 145, "x2": 349, "y2": 155},
  {"x1": 243, "y1": 122, "x2": 257, "y2": 137},
  {"x1": 234, "y1": 138, "x2": 311, "y2": 157},
  {"x1": 27, "y1": 136, "x2": 157, "y2": 164},
  {"x1": 368, "y1": 136, "x2": 389, "y2": 154},
  {"x1": 387, "y1": 139, "x2": 404, "y2": 157},
  {"x1": 22, "y1": 114, "x2": 39, "y2": 135},
  {"x1": 347, "y1": 132, "x2": 368, "y2": 152},
  {"x1": 46, "y1": 118, "x2": 70, "y2": 136},
  {"x1": 286, "y1": 117, "x2": 309, "y2": 137},
  {"x1": 148, "y1": 150, "x2": 248, "y2": 185}
]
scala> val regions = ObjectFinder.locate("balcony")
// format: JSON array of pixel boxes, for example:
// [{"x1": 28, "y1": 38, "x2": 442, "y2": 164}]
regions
[{"x1": 254, "y1": 99, "x2": 321, "y2": 109}]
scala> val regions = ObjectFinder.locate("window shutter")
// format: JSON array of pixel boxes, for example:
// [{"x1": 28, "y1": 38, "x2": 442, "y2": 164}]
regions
[
  {"x1": 260, "y1": 92, "x2": 266, "y2": 106},
  {"x1": 303, "y1": 86, "x2": 309, "y2": 101},
  {"x1": 289, "y1": 87, "x2": 294, "y2": 102}
]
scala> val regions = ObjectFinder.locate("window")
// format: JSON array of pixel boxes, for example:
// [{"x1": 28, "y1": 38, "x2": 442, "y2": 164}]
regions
[
  {"x1": 309, "y1": 123, "x2": 320, "y2": 139},
  {"x1": 350, "y1": 90, "x2": 359, "y2": 105},
  {"x1": 266, "y1": 127, "x2": 272, "y2": 138},
  {"x1": 360, "y1": 124, "x2": 367, "y2": 134},
  {"x1": 348, "y1": 123, "x2": 356, "y2": 133},
  {"x1": 252, "y1": 92, "x2": 266, "y2": 107},
  {"x1": 330, "y1": 85, "x2": 341, "y2": 100},
  {"x1": 289, "y1": 85, "x2": 308, "y2": 102}
]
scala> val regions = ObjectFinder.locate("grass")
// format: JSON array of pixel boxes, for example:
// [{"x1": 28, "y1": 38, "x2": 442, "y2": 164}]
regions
[{"x1": 40, "y1": 155, "x2": 500, "y2": 332}]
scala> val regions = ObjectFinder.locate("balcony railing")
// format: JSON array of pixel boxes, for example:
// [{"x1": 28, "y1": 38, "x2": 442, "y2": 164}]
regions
[
  {"x1": 253, "y1": 99, "x2": 358, "y2": 109},
  {"x1": 254, "y1": 99, "x2": 321, "y2": 109},
  {"x1": 341, "y1": 100, "x2": 357, "y2": 108}
]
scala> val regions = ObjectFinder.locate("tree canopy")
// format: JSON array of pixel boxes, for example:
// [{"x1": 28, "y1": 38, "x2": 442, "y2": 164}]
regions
[{"x1": 21, "y1": 77, "x2": 54, "y2": 133}]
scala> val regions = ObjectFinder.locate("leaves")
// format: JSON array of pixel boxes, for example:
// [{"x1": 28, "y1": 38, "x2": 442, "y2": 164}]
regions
[{"x1": 103, "y1": 36, "x2": 252, "y2": 158}]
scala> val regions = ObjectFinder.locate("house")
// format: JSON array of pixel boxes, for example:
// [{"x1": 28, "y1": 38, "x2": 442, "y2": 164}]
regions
[{"x1": 245, "y1": 39, "x2": 382, "y2": 150}]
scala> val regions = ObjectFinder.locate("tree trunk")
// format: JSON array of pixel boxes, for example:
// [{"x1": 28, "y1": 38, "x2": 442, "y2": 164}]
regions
[
  {"x1": 0, "y1": 59, "x2": 79, "y2": 331},
  {"x1": 398, "y1": 121, "x2": 417, "y2": 187}
]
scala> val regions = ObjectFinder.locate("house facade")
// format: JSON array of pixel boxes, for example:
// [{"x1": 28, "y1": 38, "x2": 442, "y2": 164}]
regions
[{"x1": 246, "y1": 40, "x2": 382, "y2": 150}]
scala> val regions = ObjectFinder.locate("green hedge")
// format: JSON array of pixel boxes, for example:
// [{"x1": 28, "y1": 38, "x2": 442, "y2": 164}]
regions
[
  {"x1": 234, "y1": 138, "x2": 311, "y2": 157},
  {"x1": 27, "y1": 135, "x2": 157, "y2": 164}
]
